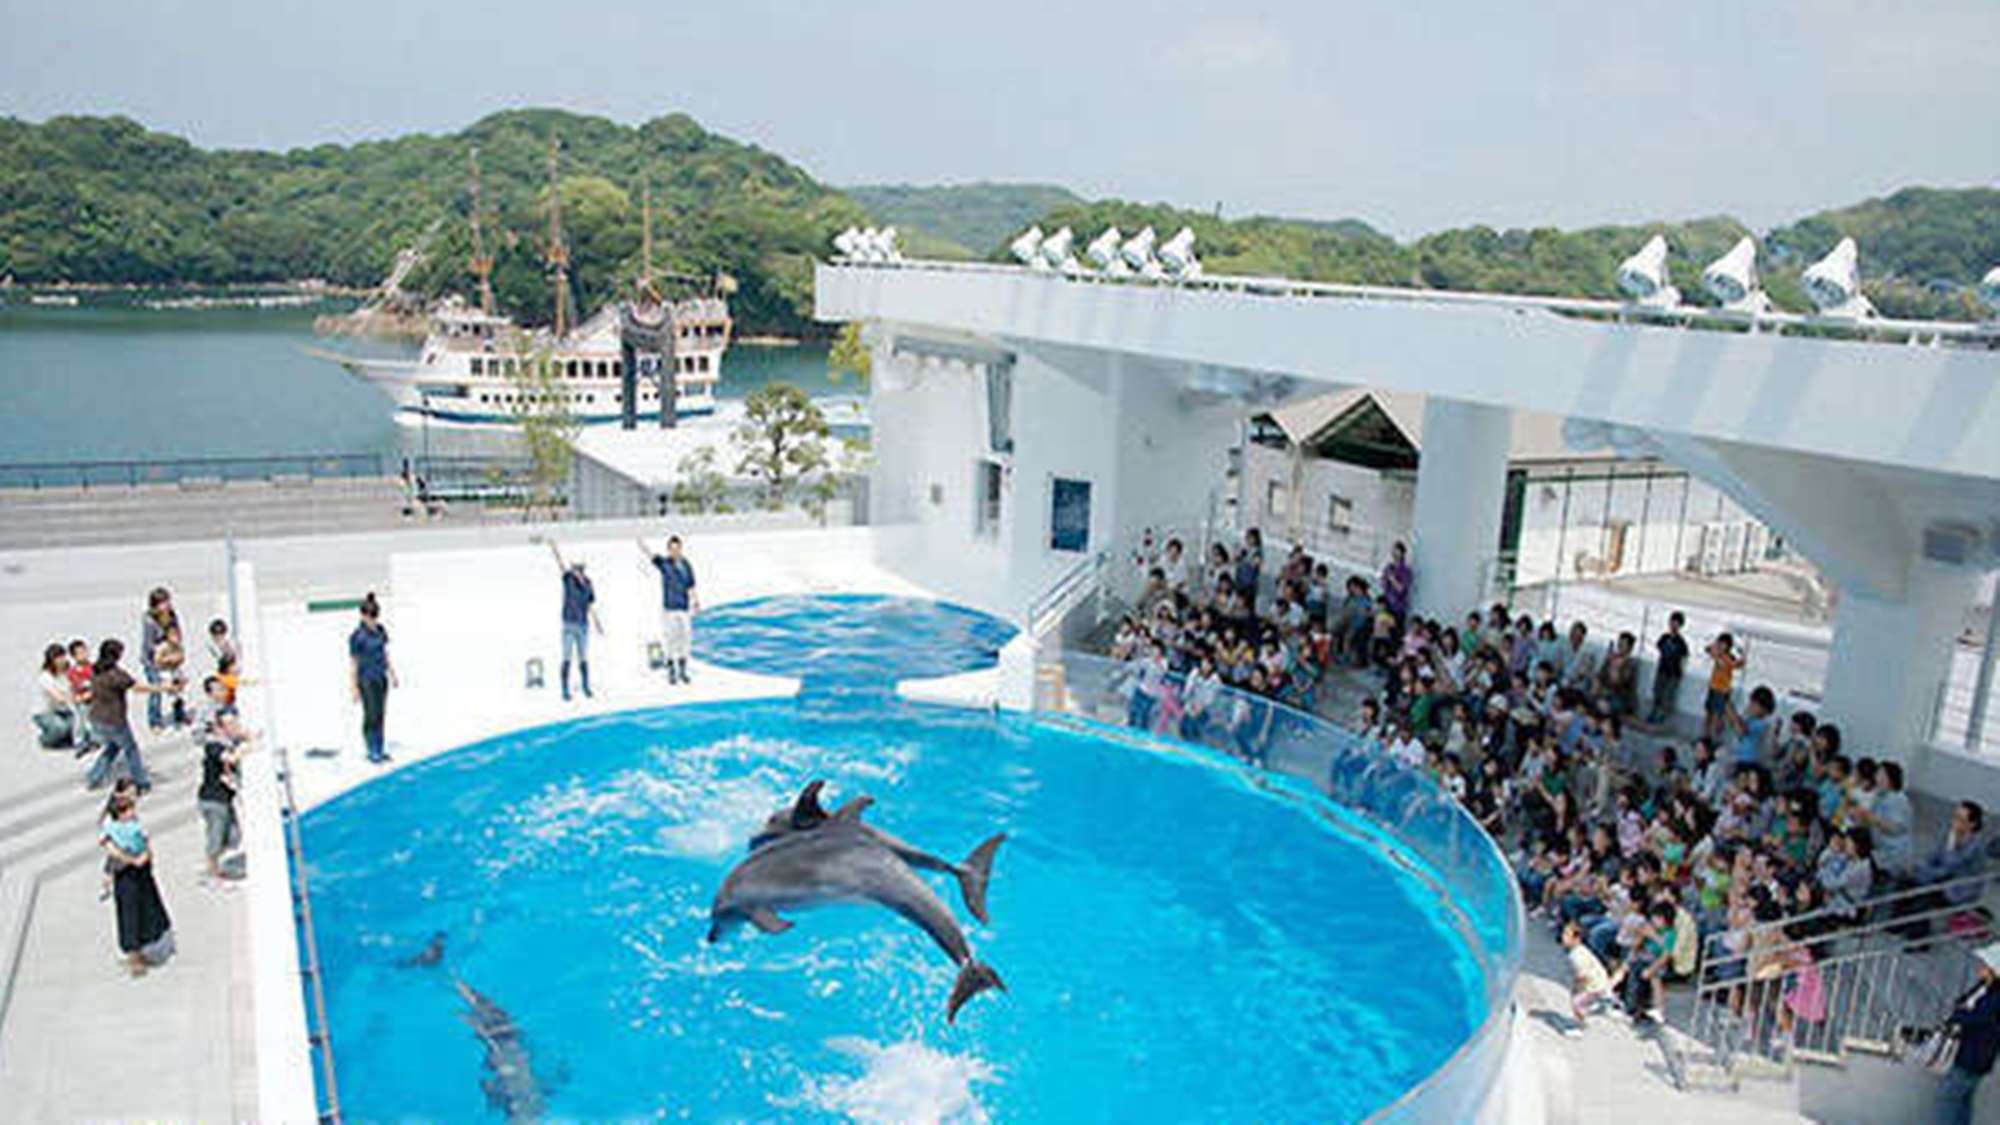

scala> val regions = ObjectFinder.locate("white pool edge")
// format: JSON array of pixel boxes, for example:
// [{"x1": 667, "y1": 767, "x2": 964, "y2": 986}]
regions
[{"x1": 236, "y1": 560, "x2": 321, "y2": 1123}]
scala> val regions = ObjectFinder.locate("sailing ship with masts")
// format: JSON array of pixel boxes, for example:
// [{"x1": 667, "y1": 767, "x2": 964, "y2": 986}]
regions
[{"x1": 323, "y1": 140, "x2": 734, "y2": 424}]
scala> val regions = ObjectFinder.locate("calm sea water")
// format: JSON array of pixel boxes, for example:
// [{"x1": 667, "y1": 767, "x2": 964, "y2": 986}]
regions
[{"x1": 0, "y1": 297, "x2": 839, "y2": 465}]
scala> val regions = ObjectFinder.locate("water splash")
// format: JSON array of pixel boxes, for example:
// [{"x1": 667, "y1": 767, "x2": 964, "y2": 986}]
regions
[{"x1": 791, "y1": 1036, "x2": 996, "y2": 1125}]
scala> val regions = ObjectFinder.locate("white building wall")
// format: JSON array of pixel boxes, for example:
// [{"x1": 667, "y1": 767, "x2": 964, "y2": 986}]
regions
[
  {"x1": 1241, "y1": 444, "x2": 1412, "y2": 572},
  {"x1": 1109, "y1": 366, "x2": 1240, "y2": 549},
  {"x1": 866, "y1": 341, "x2": 1239, "y2": 614},
  {"x1": 865, "y1": 347, "x2": 1014, "y2": 606}
]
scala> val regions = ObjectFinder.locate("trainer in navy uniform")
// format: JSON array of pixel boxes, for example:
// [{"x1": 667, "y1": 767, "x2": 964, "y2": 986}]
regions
[
  {"x1": 637, "y1": 534, "x2": 699, "y2": 684},
  {"x1": 548, "y1": 541, "x2": 601, "y2": 700}
]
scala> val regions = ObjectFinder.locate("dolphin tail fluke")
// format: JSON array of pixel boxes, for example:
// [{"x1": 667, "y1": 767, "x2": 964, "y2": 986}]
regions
[
  {"x1": 946, "y1": 960, "x2": 1005, "y2": 1023},
  {"x1": 957, "y1": 833, "x2": 1006, "y2": 925}
]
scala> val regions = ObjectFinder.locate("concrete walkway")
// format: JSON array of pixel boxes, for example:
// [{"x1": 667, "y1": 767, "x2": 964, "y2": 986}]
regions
[{"x1": 0, "y1": 725, "x2": 258, "y2": 1120}]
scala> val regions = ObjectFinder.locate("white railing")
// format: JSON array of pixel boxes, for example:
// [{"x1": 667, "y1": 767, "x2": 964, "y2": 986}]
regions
[
  {"x1": 1688, "y1": 869, "x2": 1992, "y2": 1081},
  {"x1": 825, "y1": 257, "x2": 2000, "y2": 350},
  {"x1": 1025, "y1": 549, "x2": 1108, "y2": 640}
]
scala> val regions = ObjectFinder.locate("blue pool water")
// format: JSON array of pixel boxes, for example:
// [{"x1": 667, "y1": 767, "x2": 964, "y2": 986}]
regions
[
  {"x1": 302, "y1": 599, "x2": 1488, "y2": 1121},
  {"x1": 693, "y1": 594, "x2": 1019, "y2": 689}
]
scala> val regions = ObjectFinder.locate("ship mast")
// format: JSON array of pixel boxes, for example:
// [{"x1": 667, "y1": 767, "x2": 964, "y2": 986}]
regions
[
  {"x1": 466, "y1": 147, "x2": 496, "y2": 316},
  {"x1": 637, "y1": 176, "x2": 661, "y2": 305},
  {"x1": 543, "y1": 137, "x2": 572, "y2": 338}
]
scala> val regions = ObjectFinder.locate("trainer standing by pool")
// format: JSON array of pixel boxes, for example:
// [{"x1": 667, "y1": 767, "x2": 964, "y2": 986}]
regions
[
  {"x1": 549, "y1": 541, "x2": 602, "y2": 701},
  {"x1": 637, "y1": 535, "x2": 699, "y2": 684},
  {"x1": 349, "y1": 593, "x2": 397, "y2": 764}
]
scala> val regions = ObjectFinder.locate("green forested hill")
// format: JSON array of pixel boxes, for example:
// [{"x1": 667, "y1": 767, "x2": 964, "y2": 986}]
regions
[
  {"x1": 5, "y1": 109, "x2": 1995, "y2": 327},
  {"x1": 1019, "y1": 188, "x2": 2000, "y2": 319},
  {"x1": 843, "y1": 182, "x2": 1083, "y2": 257},
  {"x1": 0, "y1": 109, "x2": 869, "y2": 335}
]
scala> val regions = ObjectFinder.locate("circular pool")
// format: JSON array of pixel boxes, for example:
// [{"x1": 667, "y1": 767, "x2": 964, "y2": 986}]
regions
[{"x1": 299, "y1": 597, "x2": 1499, "y2": 1121}]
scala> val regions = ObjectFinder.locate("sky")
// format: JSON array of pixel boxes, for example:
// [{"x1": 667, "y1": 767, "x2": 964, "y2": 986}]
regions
[{"x1": 4, "y1": 0, "x2": 1996, "y2": 238}]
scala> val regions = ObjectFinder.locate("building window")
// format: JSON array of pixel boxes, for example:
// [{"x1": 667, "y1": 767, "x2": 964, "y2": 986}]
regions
[
  {"x1": 1266, "y1": 481, "x2": 1289, "y2": 521},
  {"x1": 1328, "y1": 495, "x2": 1353, "y2": 535},
  {"x1": 470, "y1": 358, "x2": 483, "y2": 376}
]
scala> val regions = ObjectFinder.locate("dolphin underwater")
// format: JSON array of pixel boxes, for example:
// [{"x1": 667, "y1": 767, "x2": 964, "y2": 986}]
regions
[
  {"x1": 709, "y1": 792, "x2": 1007, "y2": 1022},
  {"x1": 749, "y1": 780, "x2": 1007, "y2": 924},
  {"x1": 454, "y1": 978, "x2": 550, "y2": 1123}
]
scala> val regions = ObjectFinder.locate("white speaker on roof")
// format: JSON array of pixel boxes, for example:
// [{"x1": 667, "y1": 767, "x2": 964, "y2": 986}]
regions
[
  {"x1": 1120, "y1": 226, "x2": 1158, "y2": 275},
  {"x1": 1978, "y1": 265, "x2": 2000, "y2": 318},
  {"x1": 1616, "y1": 234, "x2": 1680, "y2": 308},
  {"x1": 876, "y1": 227, "x2": 902, "y2": 263},
  {"x1": 1010, "y1": 226, "x2": 1044, "y2": 266},
  {"x1": 1803, "y1": 237, "x2": 1873, "y2": 318},
  {"x1": 1702, "y1": 236, "x2": 1769, "y2": 314},
  {"x1": 1040, "y1": 226, "x2": 1077, "y2": 271},
  {"x1": 832, "y1": 226, "x2": 863, "y2": 259},
  {"x1": 1086, "y1": 227, "x2": 1127, "y2": 274},
  {"x1": 1159, "y1": 226, "x2": 1199, "y2": 278}
]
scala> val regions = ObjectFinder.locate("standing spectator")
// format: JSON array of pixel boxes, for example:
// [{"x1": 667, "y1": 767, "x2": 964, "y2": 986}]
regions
[
  {"x1": 1380, "y1": 541, "x2": 1413, "y2": 629},
  {"x1": 204, "y1": 618, "x2": 239, "y2": 673},
  {"x1": 639, "y1": 535, "x2": 700, "y2": 684},
  {"x1": 549, "y1": 542, "x2": 602, "y2": 701},
  {"x1": 1234, "y1": 529, "x2": 1264, "y2": 613},
  {"x1": 1648, "y1": 611, "x2": 1689, "y2": 725},
  {"x1": 1935, "y1": 943, "x2": 2000, "y2": 1125},
  {"x1": 1703, "y1": 632, "x2": 1745, "y2": 740},
  {"x1": 193, "y1": 675, "x2": 249, "y2": 884},
  {"x1": 140, "y1": 588, "x2": 180, "y2": 733},
  {"x1": 85, "y1": 639, "x2": 169, "y2": 793},
  {"x1": 65, "y1": 638, "x2": 94, "y2": 734},
  {"x1": 348, "y1": 593, "x2": 396, "y2": 765},
  {"x1": 1160, "y1": 538, "x2": 1189, "y2": 595},
  {"x1": 100, "y1": 791, "x2": 172, "y2": 977}
]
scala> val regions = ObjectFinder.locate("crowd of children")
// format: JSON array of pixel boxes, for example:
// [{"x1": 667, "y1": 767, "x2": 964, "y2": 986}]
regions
[{"x1": 1100, "y1": 528, "x2": 1989, "y2": 1042}]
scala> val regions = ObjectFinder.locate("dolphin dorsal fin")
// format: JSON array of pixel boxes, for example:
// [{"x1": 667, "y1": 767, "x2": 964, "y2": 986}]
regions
[
  {"x1": 832, "y1": 796, "x2": 874, "y2": 823},
  {"x1": 790, "y1": 780, "x2": 831, "y2": 828}
]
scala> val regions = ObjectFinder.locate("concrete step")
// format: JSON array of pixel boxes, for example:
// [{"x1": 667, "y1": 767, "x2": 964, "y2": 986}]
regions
[
  {"x1": 0, "y1": 800, "x2": 201, "y2": 1029},
  {"x1": 0, "y1": 741, "x2": 203, "y2": 874}
]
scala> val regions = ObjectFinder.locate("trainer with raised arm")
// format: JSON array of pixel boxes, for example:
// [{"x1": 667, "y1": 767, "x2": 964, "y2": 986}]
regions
[
  {"x1": 637, "y1": 534, "x2": 699, "y2": 684},
  {"x1": 548, "y1": 541, "x2": 603, "y2": 701}
]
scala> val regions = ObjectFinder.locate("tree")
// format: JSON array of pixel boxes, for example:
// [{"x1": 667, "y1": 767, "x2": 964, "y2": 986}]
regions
[
  {"x1": 501, "y1": 332, "x2": 581, "y2": 520},
  {"x1": 802, "y1": 434, "x2": 872, "y2": 526},
  {"x1": 827, "y1": 321, "x2": 872, "y2": 386},
  {"x1": 732, "y1": 382, "x2": 828, "y2": 509},
  {"x1": 669, "y1": 445, "x2": 730, "y2": 514}
]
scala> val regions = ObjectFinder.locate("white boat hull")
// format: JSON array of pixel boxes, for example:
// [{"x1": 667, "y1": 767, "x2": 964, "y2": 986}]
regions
[{"x1": 330, "y1": 353, "x2": 717, "y2": 425}]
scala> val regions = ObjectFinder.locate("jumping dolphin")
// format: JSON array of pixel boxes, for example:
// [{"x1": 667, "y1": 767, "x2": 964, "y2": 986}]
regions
[
  {"x1": 750, "y1": 780, "x2": 1007, "y2": 924},
  {"x1": 454, "y1": 979, "x2": 549, "y2": 1123},
  {"x1": 708, "y1": 817, "x2": 1006, "y2": 1022}
]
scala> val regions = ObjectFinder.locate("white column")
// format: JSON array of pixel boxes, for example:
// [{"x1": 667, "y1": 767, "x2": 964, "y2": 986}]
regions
[
  {"x1": 1822, "y1": 559, "x2": 1980, "y2": 756},
  {"x1": 1410, "y1": 396, "x2": 1512, "y2": 619}
]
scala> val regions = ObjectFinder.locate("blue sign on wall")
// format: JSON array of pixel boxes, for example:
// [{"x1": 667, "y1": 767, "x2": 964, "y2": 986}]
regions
[{"x1": 1050, "y1": 477, "x2": 1092, "y2": 553}]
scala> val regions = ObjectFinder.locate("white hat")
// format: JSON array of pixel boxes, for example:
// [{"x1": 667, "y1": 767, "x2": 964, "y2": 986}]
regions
[{"x1": 1977, "y1": 942, "x2": 2000, "y2": 973}]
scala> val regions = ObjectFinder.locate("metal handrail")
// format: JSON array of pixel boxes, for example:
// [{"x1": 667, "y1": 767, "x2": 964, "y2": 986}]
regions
[
  {"x1": 0, "y1": 452, "x2": 387, "y2": 490},
  {"x1": 1723, "y1": 868, "x2": 1992, "y2": 955},
  {"x1": 1026, "y1": 550, "x2": 1107, "y2": 639},
  {"x1": 825, "y1": 258, "x2": 2000, "y2": 348},
  {"x1": 275, "y1": 744, "x2": 343, "y2": 1124},
  {"x1": 1688, "y1": 869, "x2": 1992, "y2": 1081}
]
